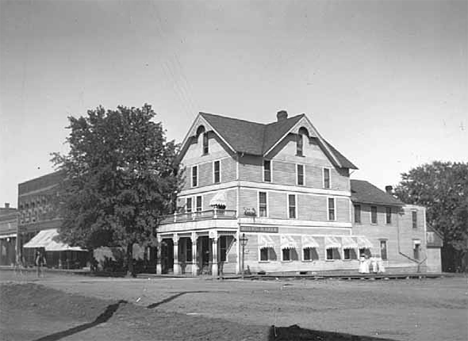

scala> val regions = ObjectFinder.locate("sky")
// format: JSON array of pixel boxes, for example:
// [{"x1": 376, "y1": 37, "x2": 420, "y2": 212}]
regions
[{"x1": 1, "y1": 0, "x2": 467, "y2": 208}]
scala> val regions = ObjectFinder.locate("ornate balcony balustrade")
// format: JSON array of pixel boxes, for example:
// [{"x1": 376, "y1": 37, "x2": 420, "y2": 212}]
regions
[{"x1": 159, "y1": 209, "x2": 237, "y2": 224}]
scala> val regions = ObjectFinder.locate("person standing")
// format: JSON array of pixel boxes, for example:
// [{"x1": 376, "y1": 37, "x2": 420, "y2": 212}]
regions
[
  {"x1": 35, "y1": 250, "x2": 46, "y2": 278},
  {"x1": 359, "y1": 254, "x2": 370, "y2": 274}
]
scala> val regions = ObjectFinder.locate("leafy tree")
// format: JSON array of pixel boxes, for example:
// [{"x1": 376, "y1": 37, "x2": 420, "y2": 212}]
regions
[
  {"x1": 51, "y1": 104, "x2": 181, "y2": 276},
  {"x1": 394, "y1": 161, "x2": 468, "y2": 272}
]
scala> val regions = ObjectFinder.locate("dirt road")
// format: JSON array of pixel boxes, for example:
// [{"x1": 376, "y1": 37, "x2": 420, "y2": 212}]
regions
[{"x1": 1, "y1": 270, "x2": 467, "y2": 340}]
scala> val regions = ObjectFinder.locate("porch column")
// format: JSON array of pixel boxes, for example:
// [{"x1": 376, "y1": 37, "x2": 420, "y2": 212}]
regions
[
  {"x1": 191, "y1": 232, "x2": 198, "y2": 276},
  {"x1": 210, "y1": 230, "x2": 218, "y2": 277},
  {"x1": 173, "y1": 234, "x2": 180, "y2": 275},
  {"x1": 236, "y1": 230, "x2": 241, "y2": 274},
  {"x1": 156, "y1": 235, "x2": 162, "y2": 274}
]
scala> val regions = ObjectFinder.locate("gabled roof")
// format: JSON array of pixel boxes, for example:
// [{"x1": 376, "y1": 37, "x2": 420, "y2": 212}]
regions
[
  {"x1": 198, "y1": 112, "x2": 357, "y2": 169},
  {"x1": 351, "y1": 180, "x2": 404, "y2": 206}
]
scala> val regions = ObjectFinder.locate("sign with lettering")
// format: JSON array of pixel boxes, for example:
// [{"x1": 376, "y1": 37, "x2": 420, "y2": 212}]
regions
[{"x1": 240, "y1": 226, "x2": 278, "y2": 233}]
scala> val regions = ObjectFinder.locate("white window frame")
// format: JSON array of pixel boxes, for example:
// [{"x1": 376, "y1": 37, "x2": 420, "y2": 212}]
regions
[
  {"x1": 186, "y1": 197, "x2": 193, "y2": 213},
  {"x1": 296, "y1": 164, "x2": 305, "y2": 186},
  {"x1": 202, "y1": 132, "x2": 209, "y2": 155},
  {"x1": 191, "y1": 165, "x2": 198, "y2": 187},
  {"x1": 287, "y1": 193, "x2": 297, "y2": 219},
  {"x1": 323, "y1": 167, "x2": 331, "y2": 189},
  {"x1": 412, "y1": 210, "x2": 418, "y2": 229},
  {"x1": 195, "y1": 195, "x2": 203, "y2": 212},
  {"x1": 258, "y1": 191, "x2": 268, "y2": 218},
  {"x1": 213, "y1": 160, "x2": 221, "y2": 184},
  {"x1": 263, "y1": 159, "x2": 272, "y2": 182},
  {"x1": 327, "y1": 197, "x2": 336, "y2": 221},
  {"x1": 385, "y1": 207, "x2": 392, "y2": 224}
]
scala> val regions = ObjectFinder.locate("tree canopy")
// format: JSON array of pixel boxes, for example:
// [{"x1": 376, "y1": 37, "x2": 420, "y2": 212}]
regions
[
  {"x1": 51, "y1": 104, "x2": 181, "y2": 275},
  {"x1": 394, "y1": 161, "x2": 468, "y2": 271}
]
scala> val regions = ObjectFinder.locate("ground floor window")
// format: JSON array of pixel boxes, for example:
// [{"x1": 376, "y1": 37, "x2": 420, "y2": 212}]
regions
[
  {"x1": 326, "y1": 248, "x2": 341, "y2": 260},
  {"x1": 344, "y1": 248, "x2": 358, "y2": 260},
  {"x1": 303, "y1": 247, "x2": 319, "y2": 261},
  {"x1": 282, "y1": 248, "x2": 299, "y2": 261},
  {"x1": 260, "y1": 247, "x2": 277, "y2": 261},
  {"x1": 359, "y1": 248, "x2": 371, "y2": 257},
  {"x1": 413, "y1": 240, "x2": 420, "y2": 260}
]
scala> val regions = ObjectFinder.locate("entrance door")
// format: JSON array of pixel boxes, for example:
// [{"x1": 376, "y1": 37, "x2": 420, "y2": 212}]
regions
[
  {"x1": 199, "y1": 236, "x2": 210, "y2": 274},
  {"x1": 161, "y1": 239, "x2": 174, "y2": 274}
]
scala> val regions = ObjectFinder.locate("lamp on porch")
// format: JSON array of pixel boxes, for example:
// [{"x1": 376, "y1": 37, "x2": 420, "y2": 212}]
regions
[{"x1": 239, "y1": 233, "x2": 248, "y2": 279}]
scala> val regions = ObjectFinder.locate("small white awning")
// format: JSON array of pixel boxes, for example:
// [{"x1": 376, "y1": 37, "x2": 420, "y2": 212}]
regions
[
  {"x1": 23, "y1": 229, "x2": 86, "y2": 251},
  {"x1": 301, "y1": 235, "x2": 319, "y2": 249},
  {"x1": 342, "y1": 236, "x2": 358, "y2": 249},
  {"x1": 324, "y1": 236, "x2": 341, "y2": 249},
  {"x1": 281, "y1": 235, "x2": 297, "y2": 249},
  {"x1": 0, "y1": 233, "x2": 16, "y2": 239},
  {"x1": 258, "y1": 234, "x2": 275, "y2": 249},
  {"x1": 209, "y1": 191, "x2": 227, "y2": 207},
  {"x1": 356, "y1": 236, "x2": 373, "y2": 249}
]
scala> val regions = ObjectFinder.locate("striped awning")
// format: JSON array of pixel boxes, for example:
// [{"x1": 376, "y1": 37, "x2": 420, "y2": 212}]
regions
[
  {"x1": 209, "y1": 191, "x2": 227, "y2": 207},
  {"x1": 301, "y1": 235, "x2": 319, "y2": 249},
  {"x1": 342, "y1": 236, "x2": 358, "y2": 249},
  {"x1": 23, "y1": 229, "x2": 86, "y2": 251},
  {"x1": 356, "y1": 236, "x2": 373, "y2": 249},
  {"x1": 324, "y1": 236, "x2": 341, "y2": 249},
  {"x1": 280, "y1": 235, "x2": 297, "y2": 249},
  {"x1": 258, "y1": 234, "x2": 275, "y2": 249}
]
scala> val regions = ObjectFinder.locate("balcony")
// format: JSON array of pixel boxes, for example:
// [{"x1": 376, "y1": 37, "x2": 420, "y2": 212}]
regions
[{"x1": 159, "y1": 209, "x2": 237, "y2": 225}]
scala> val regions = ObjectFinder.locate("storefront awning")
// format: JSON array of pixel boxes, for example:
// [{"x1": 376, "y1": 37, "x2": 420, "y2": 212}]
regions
[
  {"x1": 258, "y1": 234, "x2": 275, "y2": 249},
  {"x1": 23, "y1": 229, "x2": 86, "y2": 251},
  {"x1": 342, "y1": 236, "x2": 358, "y2": 249},
  {"x1": 356, "y1": 236, "x2": 373, "y2": 249},
  {"x1": 209, "y1": 191, "x2": 227, "y2": 207},
  {"x1": 0, "y1": 233, "x2": 16, "y2": 239},
  {"x1": 301, "y1": 235, "x2": 319, "y2": 249},
  {"x1": 281, "y1": 235, "x2": 297, "y2": 249},
  {"x1": 324, "y1": 236, "x2": 341, "y2": 249}
]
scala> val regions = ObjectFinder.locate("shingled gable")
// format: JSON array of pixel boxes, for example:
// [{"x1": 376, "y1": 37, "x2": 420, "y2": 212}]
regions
[
  {"x1": 351, "y1": 179, "x2": 404, "y2": 206},
  {"x1": 179, "y1": 112, "x2": 357, "y2": 169}
]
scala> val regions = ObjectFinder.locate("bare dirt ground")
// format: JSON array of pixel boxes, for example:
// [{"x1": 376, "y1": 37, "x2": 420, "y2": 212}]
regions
[{"x1": 1, "y1": 270, "x2": 467, "y2": 341}]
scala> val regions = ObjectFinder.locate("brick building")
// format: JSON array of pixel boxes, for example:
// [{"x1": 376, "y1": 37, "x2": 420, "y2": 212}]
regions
[
  {"x1": 18, "y1": 171, "x2": 88, "y2": 268},
  {"x1": 0, "y1": 203, "x2": 17, "y2": 266},
  {"x1": 157, "y1": 110, "x2": 436, "y2": 276}
]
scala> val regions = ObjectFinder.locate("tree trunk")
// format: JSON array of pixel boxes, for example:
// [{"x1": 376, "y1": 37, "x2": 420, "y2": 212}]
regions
[{"x1": 126, "y1": 243, "x2": 135, "y2": 277}]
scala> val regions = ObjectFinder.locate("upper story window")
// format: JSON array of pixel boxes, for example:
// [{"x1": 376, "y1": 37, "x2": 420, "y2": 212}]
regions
[
  {"x1": 192, "y1": 166, "x2": 198, "y2": 187},
  {"x1": 354, "y1": 205, "x2": 361, "y2": 223},
  {"x1": 186, "y1": 197, "x2": 192, "y2": 213},
  {"x1": 203, "y1": 132, "x2": 209, "y2": 154},
  {"x1": 296, "y1": 127, "x2": 309, "y2": 157},
  {"x1": 412, "y1": 211, "x2": 417, "y2": 229},
  {"x1": 288, "y1": 194, "x2": 296, "y2": 219},
  {"x1": 264, "y1": 160, "x2": 271, "y2": 182},
  {"x1": 259, "y1": 192, "x2": 267, "y2": 217},
  {"x1": 328, "y1": 198, "x2": 335, "y2": 221},
  {"x1": 323, "y1": 168, "x2": 331, "y2": 189},
  {"x1": 371, "y1": 206, "x2": 378, "y2": 224},
  {"x1": 386, "y1": 207, "x2": 392, "y2": 224},
  {"x1": 297, "y1": 164, "x2": 304, "y2": 186},
  {"x1": 214, "y1": 161, "x2": 220, "y2": 183},
  {"x1": 196, "y1": 196, "x2": 202, "y2": 212}
]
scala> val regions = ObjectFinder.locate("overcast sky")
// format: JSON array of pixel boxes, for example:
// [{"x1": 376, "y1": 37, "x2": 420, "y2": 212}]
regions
[{"x1": 1, "y1": 0, "x2": 467, "y2": 207}]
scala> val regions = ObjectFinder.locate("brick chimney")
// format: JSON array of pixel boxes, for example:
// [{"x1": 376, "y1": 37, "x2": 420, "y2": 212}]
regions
[
  {"x1": 277, "y1": 110, "x2": 288, "y2": 122},
  {"x1": 385, "y1": 186, "x2": 393, "y2": 195},
  {"x1": 4, "y1": 203, "x2": 10, "y2": 209}
]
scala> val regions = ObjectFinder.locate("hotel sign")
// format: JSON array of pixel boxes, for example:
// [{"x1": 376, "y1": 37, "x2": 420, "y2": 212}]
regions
[{"x1": 240, "y1": 226, "x2": 278, "y2": 233}]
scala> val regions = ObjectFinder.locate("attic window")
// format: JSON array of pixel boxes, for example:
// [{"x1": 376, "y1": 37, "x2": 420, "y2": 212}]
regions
[
  {"x1": 203, "y1": 132, "x2": 209, "y2": 154},
  {"x1": 296, "y1": 127, "x2": 309, "y2": 156}
]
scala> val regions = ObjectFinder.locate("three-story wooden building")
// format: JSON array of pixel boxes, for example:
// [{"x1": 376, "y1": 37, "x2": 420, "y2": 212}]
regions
[{"x1": 157, "y1": 111, "x2": 430, "y2": 276}]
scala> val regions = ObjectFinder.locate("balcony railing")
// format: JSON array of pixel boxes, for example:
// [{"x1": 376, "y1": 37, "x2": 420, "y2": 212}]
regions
[{"x1": 159, "y1": 209, "x2": 237, "y2": 224}]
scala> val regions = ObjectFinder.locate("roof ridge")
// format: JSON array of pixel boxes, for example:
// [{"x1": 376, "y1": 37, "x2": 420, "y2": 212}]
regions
[{"x1": 200, "y1": 112, "x2": 266, "y2": 126}]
